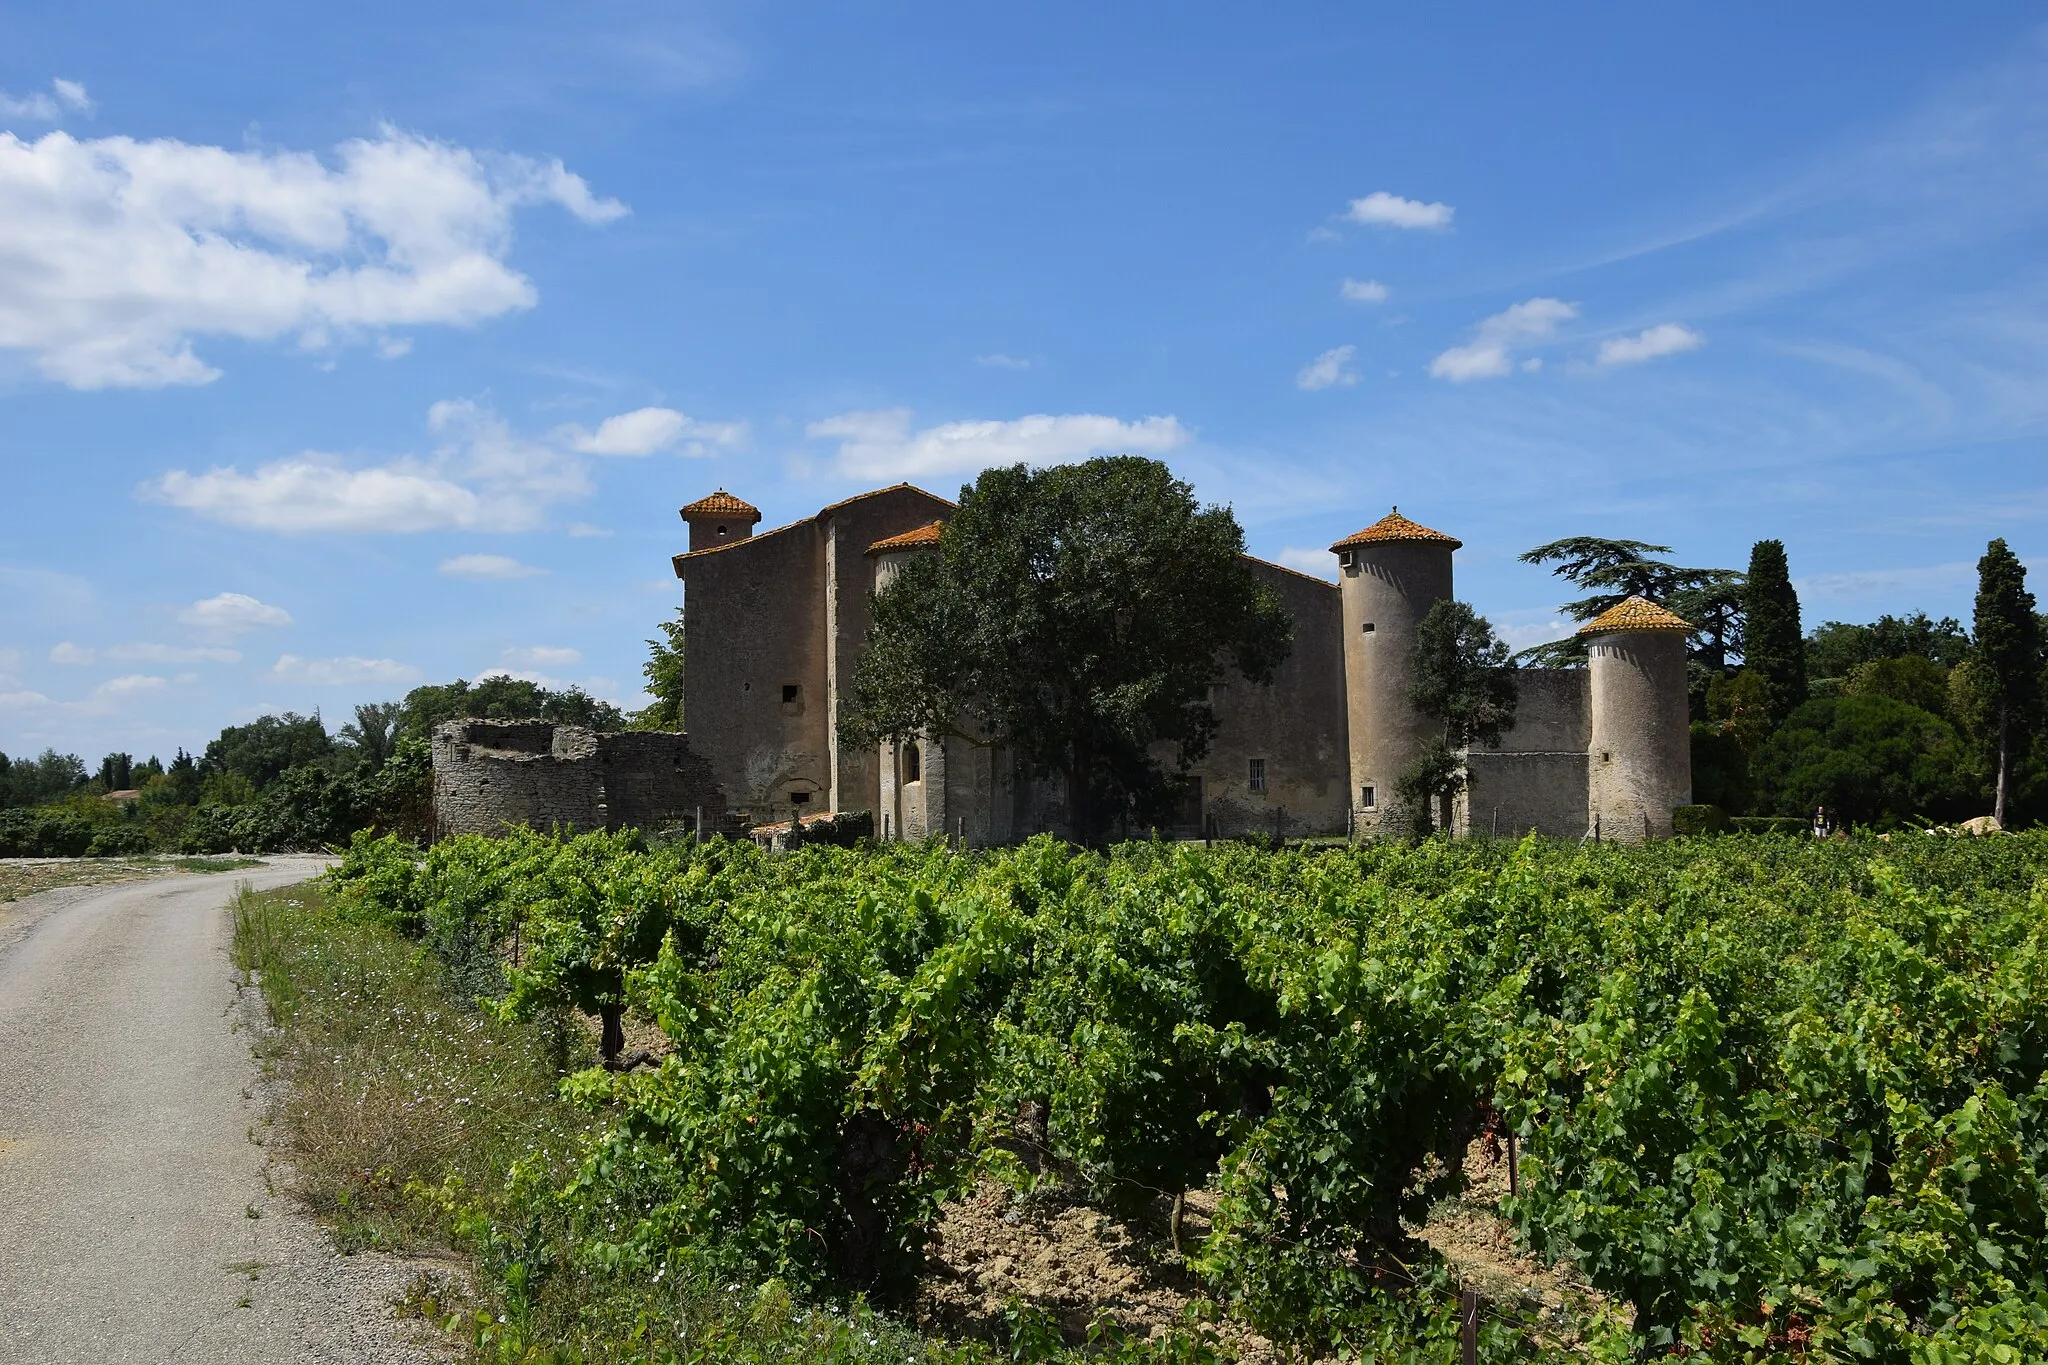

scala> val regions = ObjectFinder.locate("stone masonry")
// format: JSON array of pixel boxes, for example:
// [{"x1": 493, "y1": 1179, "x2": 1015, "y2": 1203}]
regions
[{"x1": 431, "y1": 719, "x2": 736, "y2": 838}]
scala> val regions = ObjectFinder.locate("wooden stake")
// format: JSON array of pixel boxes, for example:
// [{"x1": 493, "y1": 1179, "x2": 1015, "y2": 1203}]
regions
[{"x1": 1460, "y1": 1286, "x2": 1480, "y2": 1365}]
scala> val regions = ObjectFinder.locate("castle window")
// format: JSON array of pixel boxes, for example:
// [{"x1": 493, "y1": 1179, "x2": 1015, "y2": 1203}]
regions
[
  {"x1": 1361, "y1": 784, "x2": 1376, "y2": 810},
  {"x1": 1361, "y1": 622, "x2": 1376, "y2": 634},
  {"x1": 1248, "y1": 758, "x2": 1266, "y2": 793},
  {"x1": 790, "y1": 790, "x2": 810, "y2": 806},
  {"x1": 782, "y1": 684, "x2": 801, "y2": 703},
  {"x1": 717, "y1": 524, "x2": 729, "y2": 537},
  {"x1": 903, "y1": 742, "x2": 922, "y2": 783}
]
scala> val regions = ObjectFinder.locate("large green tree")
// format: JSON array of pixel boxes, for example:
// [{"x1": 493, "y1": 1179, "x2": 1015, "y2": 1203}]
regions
[
  {"x1": 1806, "y1": 612, "x2": 1971, "y2": 683},
  {"x1": 1967, "y1": 538, "x2": 2043, "y2": 825},
  {"x1": 395, "y1": 676, "x2": 625, "y2": 739},
  {"x1": 1749, "y1": 695, "x2": 1974, "y2": 828},
  {"x1": 629, "y1": 608, "x2": 685, "y2": 730},
  {"x1": 201, "y1": 712, "x2": 333, "y2": 789},
  {"x1": 840, "y1": 457, "x2": 1294, "y2": 845},
  {"x1": 1743, "y1": 539, "x2": 1806, "y2": 725},
  {"x1": 1397, "y1": 600, "x2": 1519, "y2": 835},
  {"x1": 1517, "y1": 537, "x2": 1736, "y2": 671}
]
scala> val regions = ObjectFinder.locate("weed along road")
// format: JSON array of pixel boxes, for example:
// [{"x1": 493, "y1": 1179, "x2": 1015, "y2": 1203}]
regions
[{"x1": 0, "y1": 861, "x2": 433, "y2": 1365}]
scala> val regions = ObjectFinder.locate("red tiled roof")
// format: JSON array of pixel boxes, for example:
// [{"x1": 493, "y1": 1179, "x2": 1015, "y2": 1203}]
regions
[
  {"x1": 1329, "y1": 508, "x2": 1462, "y2": 553},
  {"x1": 866, "y1": 521, "x2": 945, "y2": 555},
  {"x1": 1576, "y1": 596, "x2": 1693, "y2": 636},
  {"x1": 679, "y1": 489, "x2": 761, "y2": 521}
]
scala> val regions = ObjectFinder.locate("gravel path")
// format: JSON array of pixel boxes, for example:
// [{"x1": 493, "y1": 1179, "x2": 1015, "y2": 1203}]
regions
[{"x1": 0, "y1": 859, "x2": 445, "y2": 1364}]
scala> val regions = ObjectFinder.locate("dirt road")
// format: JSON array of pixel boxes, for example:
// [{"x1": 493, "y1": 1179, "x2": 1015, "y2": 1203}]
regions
[{"x1": 0, "y1": 861, "x2": 438, "y2": 1364}]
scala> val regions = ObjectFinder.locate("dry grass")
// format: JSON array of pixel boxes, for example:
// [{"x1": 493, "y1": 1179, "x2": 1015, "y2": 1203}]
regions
[{"x1": 0, "y1": 854, "x2": 260, "y2": 905}]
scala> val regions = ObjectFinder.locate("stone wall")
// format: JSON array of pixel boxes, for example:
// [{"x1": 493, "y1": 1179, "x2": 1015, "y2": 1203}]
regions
[
  {"x1": 1459, "y1": 668, "x2": 1593, "y2": 840},
  {"x1": 432, "y1": 719, "x2": 735, "y2": 838}
]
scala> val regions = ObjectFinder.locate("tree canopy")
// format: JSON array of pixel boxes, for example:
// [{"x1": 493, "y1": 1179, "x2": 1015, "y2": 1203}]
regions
[
  {"x1": 1966, "y1": 538, "x2": 2042, "y2": 824},
  {"x1": 200, "y1": 712, "x2": 334, "y2": 788},
  {"x1": 1749, "y1": 695, "x2": 1975, "y2": 828},
  {"x1": 840, "y1": 456, "x2": 1294, "y2": 845},
  {"x1": 631, "y1": 608, "x2": 685, "y2": 730},
  {"x1": 1398, "y1": 599, "x2": 1519, "y2": 835},
  {"x1": 395, "y1": 675, "x2": 625, "y2": 739},
  {"x1": 1743, "y1": 539, "x2": 1806, "y2": 725},
  {"x1": 1516, "y1": 536, "x2": 1735, "y2": 668},
  {"x1": 1806, "y1": 612, "x2": 1971, "y2": 682}
]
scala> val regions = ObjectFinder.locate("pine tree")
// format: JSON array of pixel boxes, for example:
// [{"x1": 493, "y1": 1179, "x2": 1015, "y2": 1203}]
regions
[
  {"x1": 1743, "y1": 540, "x2": 1806, "y2": 725},
  {"x1": 1969, "y1": 538, "x2": 2042, "y2": 825}
]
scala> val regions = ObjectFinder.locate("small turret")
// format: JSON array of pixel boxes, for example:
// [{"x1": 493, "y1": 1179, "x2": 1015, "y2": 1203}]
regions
[
  {"x1": 1580, "y1": 596, "x2": 1693, "y2": 841},
  {"x1": 679, "y1": 489, "x2": 762, "y2": 553},
  {"x1": 864, "y1": 520, "x2": 945, "y2": 590},
  {"x1": 1331, "y1": 508, "x2": 1460, "y2": 836}
]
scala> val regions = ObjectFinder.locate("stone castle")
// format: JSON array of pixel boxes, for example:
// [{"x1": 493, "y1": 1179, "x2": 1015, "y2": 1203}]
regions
[{"x1": 667, "y1": 483, "x2": 1693, "y2": 843}]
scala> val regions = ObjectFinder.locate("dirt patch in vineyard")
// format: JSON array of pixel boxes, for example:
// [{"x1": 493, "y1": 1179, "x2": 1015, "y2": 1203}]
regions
[{"x1": 916, "y1": 1180, "x2": 1280, "y2": 1361}]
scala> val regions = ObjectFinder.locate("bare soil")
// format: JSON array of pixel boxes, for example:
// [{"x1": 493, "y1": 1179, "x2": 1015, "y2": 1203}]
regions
[{"x1": 0, "y1": 854, "x2": 261, "y2": 905}]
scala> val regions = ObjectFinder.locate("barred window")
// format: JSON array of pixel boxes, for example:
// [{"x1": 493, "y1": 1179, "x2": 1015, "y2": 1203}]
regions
[{"x1": 1248, "y1": 758, "x2": 1267, "y2": 793}]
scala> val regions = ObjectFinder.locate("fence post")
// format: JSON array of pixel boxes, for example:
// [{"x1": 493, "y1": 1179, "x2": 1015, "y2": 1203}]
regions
[
  {"x1": 1460, "y1": 1286, "x2": 1480, "y2": 1365},
  {"x1": 1506, "y1": 1129, "x2": 1519, "y2": 1198}
]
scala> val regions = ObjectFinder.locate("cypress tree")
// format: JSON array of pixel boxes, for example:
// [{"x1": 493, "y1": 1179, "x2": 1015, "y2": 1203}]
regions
[
  {"x1": 1969, "y1": 538, "x2": 2042, "y2": 825},
  {"x1": 1743, "y1": 539, "x2": 1806, "y2": 725}
]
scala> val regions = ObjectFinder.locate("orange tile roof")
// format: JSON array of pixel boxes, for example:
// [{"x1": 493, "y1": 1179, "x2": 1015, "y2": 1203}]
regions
[
  {"x1": 679, "y1": 489, "x2": 761, "y2": 521},
  {"x1": 1329, "y1": 508, "x2": 1462, "y2": 552},
  {"x1": 1576, "y1": 596, "x2": 1693, "y2": 636},
  {"x1": 866, "y1": 520, "x2": 945, "y2": 555}
]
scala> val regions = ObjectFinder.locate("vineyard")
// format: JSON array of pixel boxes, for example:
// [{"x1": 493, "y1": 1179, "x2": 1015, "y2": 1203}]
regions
[{"x1": 323, "y1": 829, "x2": 2048, "y2": 1363}]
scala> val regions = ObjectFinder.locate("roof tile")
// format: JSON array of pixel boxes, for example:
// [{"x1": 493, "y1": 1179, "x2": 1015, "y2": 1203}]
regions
[
  {"x1": 1576, "y1": 596, "x2": 1693, "y2": 636},
  {"x1": 1329, "y1": 508, "x2": 1462, "y2": 552},
  {"x1": 866, "y1": 520, "x2": 945, "y2": 555},
  {"x1": 679, "y1": 489, "x2": 761, "y2": 521}
]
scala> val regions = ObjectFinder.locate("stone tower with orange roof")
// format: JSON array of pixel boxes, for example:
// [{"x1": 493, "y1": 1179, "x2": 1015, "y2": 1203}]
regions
[
  {"x1": 1580, "y1": 596, "x2": 1694, "y2": 840},
  {"x1": 1330, "y1": 508, "x2": 1461, "y2": 835}
]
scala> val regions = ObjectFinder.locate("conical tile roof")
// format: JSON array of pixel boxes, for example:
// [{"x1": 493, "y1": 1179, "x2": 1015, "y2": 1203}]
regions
[
  {"x1": 1329, "y1": 508, "x2": 1462, "y2": 552},
  {"x1": 679, "y1": 489, "x2": 761, "y2": 521},
  {"x1": 1576, "y1": 595, "x2": 1692, "y2": 636}
]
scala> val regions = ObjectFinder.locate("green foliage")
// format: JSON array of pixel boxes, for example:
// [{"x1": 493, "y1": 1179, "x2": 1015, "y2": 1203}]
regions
[
  {"x1": 1749, "y1": 695, "x2": 1976, "y2": 828},
  {"x1": 1807, "y1": 612, "x2": 1972, "y2": 683},
  {"x1": 201, "y1": 711, "x2": 335, "y2": 788},
  {"x1": 0, "y1": 748, "x2": 89, "y2": 808},
  {"x1": 337, "y1": 701, "x2": 405, "y2": 773},
  {"x1": 1398, "y1": 600, "x2": 1518, "y2": 835},
  {"x1": 1743, "y1": 539, "x2": 1806, "y2": 726},
  {"x1": 630, "y1": 608, "x2": 686, "y2": 730},
  {"x1": 1842, "y1": 654, "x2": 1952, "y2": 715},
  {"x1": 841, "y1": 457, "x2": 1295, "y2": 845},
  {"x1": 325, "y1": 827, "x2": 2048, "y2": 1361},
  {"x1": 1968, "y1": 539, "x2": 2044, "y2": 825},
  {"x1": 1516, "y1": 537, "x2": 1737, "y2": 670},
  {"x1": 1671, "y1": 804, "x2": 1730, "y2": 836},
  {"x1": 397, "y1": 675, "x2": 626, "y2": 740}
]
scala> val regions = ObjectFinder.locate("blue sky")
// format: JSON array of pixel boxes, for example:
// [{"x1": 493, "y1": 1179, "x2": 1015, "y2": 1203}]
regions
[{"x1": 3, "y1": 3, "x2": 2046, "y2": 762}]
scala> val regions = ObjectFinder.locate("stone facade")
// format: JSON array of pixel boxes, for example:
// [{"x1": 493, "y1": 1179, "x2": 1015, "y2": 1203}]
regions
[
  {"x1": 671, "y1": 488, "x2": 1694, "y2": 843},
  {"x1": 431, "y1": 719, "x2": 735, "y2": 838}
]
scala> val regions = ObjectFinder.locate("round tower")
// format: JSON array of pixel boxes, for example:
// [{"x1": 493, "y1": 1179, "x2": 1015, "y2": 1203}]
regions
[
  {"x1": 865, "y1": 520, "x2": 947, "y2": 840},
  {"x1": 1331, "y1": 508, "x2": 1460, "y2": 836},
  {"x1": 679, "y1": 489, "x2": 762, "y2": 553},
  {"x1": 1581, "y1": 596, "x2": 1693, "y2": 841}
]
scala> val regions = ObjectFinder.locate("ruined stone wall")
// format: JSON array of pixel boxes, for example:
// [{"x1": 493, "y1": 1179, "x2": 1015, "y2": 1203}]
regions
[{"x1": 432, "y1": 719, "x2": 733, "y2": 838}]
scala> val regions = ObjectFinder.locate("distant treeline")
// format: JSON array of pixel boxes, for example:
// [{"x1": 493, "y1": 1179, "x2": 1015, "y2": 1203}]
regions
[{"x1": 0, "y1": 675, "x2": 626, "y2": 857}]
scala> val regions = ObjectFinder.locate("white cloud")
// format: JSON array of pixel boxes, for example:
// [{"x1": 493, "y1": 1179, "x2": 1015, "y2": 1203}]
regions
[
  {"x1": 566, "y1": 522, "x2": 612, "y2": 538},
  {"x1": 269, "y1": 654, "x2": 422, "y2": 686},
  {"x1": 95, "y1": 674, "x2": 167, "y2": 697},
  {"x1": 0, "y1": 126, "x2": 624, "y2": 388},
  {"x1": 1429, "y1": 298, "x2": 1578, "y2": 381},
  {"x1": 807, "y1": 409, "x2": 1191, "y2": 481},
  {"x1": 0, "y1": 79, "x2": 91, "y2": 122},
  {"x1": 1339, "y1": 278, "x2": 1389, "y2": 304},
  {"x1": 440, "y1": 553, "x2": 545, "y2": 580},
  {"x1": 1273, "y1": 548, "x2": 1338, "y2": 580},
  {"x1": 564, "y1": 406, "x2": 745, "y2": 458},
  {"x1": 1343, "y1": 191, "x2": 1453, "y2": 230},
  {"x1": 1595, "y1": 322, "x2": 1706, "y2": 367},
  {"x1": 503, "y1": 645, "x2": 581, "y2": 668},
  {"x1": 51, "y1": 641, "x2": 241, "y2": 665},
  {"x1": 376, "y1": 336, "x2": 412, "y2": 359},
  {"x1": 0, "y1": 689, "x2": 52, "y2": 709},
  {"x1": 145, "y1": 398, "x2": 593, "y2": 533},
  {"x1": 1296, "y1": 345, "x2": 1359, "y2": 391},
  {"x1": 177, "y1": 592, "x2": 294, "y2": 634},
  {"x1": 975, "y1": 353, "x2": 1032, "y2": 370}
]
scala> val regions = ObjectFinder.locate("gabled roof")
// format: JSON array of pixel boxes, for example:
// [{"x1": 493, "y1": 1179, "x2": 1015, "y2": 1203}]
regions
[
  {"x1": 673, "y1": 483, "x2": 955, "y2": 573},
  {"x1": 1576, "y1": 596, "x2": 1692, "y2": 636},
  {"x1": 1329, "y1": 508, "x2": 1462, "y2": 553},
  {"x1": 679, "y1": 489, "x2": 761, "y2": 521},
  {"x1": 866, "y1": 520, "x2": 945, "y2": 555}
]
